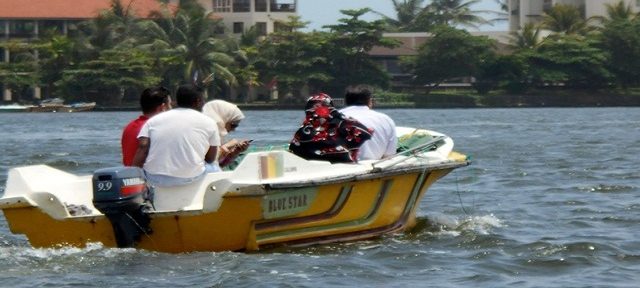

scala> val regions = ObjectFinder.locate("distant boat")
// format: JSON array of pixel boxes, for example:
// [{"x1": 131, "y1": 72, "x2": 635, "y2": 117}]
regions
[
  {"x1": 28, "y1": 99, "x2": 96, "y2": 112},
  {"x1": 0, "y1": 103, "x2": 31, "y2": 113},
  {"x1": 39, "y1": 98, "x2": 65, "y2": 106},
  {"x1": 68, "y1": 102, "x2": 96, "y2": 112}
]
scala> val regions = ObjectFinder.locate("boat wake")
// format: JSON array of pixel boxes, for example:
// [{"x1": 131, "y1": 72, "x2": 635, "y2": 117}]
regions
[
  {"x1": 410, "y1": 213, "x2": 503, "y2": 237},
  {"x1": 0, "y1": 242, "x2": 139, "y2": 264}
]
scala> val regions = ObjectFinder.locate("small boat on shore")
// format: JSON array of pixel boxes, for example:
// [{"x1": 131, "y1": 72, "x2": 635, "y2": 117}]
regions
[
  {"x1": 27, "y1": 99, "x2": 96, "y2": 112},
  {"x1": 0, "y1": 127, "x2": 469, "y2": 253},
  {"x1": 67, "y1": 102, "x2": 97, "y2": 112},
  {"x1": 0, "y1": 103, "x2": 31, "y2": 113}
]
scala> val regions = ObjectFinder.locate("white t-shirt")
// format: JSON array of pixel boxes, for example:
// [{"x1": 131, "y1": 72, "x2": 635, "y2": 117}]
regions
[
  {"x1": 138, "y1": 108, "x2": 221, "y2": 178},
  {"x1": 340, "y1": 105, "x2": 397, "y2": 160}
]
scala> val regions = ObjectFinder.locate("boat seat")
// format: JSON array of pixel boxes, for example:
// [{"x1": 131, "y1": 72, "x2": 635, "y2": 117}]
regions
[
  {"x1": 151, "y1": 172, "x2": 230, "y2": 212},
  {"x1": 2, "y1": 165, "x2": 98, "y2": 219}
]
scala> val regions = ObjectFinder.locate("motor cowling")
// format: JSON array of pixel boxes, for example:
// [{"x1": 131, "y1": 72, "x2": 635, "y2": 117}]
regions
[{"x1": 92, "y1": 167, "x2": 153, "y2": 248}]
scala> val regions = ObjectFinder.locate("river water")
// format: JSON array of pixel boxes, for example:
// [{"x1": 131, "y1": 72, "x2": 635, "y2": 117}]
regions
[{"x1": 0, "y1": 108, "x2": 639, "y2": 287}]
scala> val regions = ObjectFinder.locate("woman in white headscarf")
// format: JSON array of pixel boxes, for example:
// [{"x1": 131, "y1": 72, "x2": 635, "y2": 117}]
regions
[{"x1": 202, "y1": 100, "x2": 251, "y2": 168}]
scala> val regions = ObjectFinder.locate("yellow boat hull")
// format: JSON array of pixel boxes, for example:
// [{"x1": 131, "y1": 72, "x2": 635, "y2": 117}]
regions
[{"x1": 3, "y1": 168, "x2": 454, "y2": 253}]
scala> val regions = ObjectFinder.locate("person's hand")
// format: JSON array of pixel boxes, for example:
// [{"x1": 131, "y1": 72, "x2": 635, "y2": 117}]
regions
[
  {"x1": 234, "y1": 139, "x2": 251, "y2": 153},
  {"x1": 219, "y1": 139, "x2": 251, "y2": 167}
]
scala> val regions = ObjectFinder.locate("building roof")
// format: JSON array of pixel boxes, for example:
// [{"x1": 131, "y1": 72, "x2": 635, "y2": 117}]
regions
[
  {"x1": 370, "y1": 32, "x2": 511, "y2": 57},
  {"x1": 0, "y1": 0, "x2": 168, "y2": 20}
]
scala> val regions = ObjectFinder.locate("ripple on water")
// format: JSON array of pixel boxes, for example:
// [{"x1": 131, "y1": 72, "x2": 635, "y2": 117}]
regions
[
  {"x1": 1, "y1": 109, "x2": 640, "y2": 287},
  {"x1": 577, "y1": 184, "x2": 635, "y2": 193}
]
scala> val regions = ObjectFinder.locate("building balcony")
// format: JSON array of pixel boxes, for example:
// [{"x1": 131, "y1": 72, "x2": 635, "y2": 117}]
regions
[{"x1": 270, "y1": 0, "x2": 296, "y2": 12}]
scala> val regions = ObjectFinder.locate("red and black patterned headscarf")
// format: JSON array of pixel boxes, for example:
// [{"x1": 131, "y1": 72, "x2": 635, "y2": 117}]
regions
[{"x1": 289, "y1": 93, "x2": 372, "y2": 163}]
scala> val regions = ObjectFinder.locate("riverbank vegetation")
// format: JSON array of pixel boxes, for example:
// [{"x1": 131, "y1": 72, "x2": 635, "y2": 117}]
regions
[{"x1": 1, "y1": 0, "x2": 640, "y2": 107}]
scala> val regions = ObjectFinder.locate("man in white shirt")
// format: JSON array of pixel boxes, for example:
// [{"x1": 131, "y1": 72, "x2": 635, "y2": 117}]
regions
[
  {"x1": 340, "y1": 85, "x2": 397, "y2": 160},
  {"x1": 132, "y1": 85, "x2": 220, "y2": 186}
]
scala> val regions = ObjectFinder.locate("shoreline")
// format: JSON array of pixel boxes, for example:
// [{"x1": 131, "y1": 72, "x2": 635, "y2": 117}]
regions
[{"x1": 6, "y1": 92, "x2": 640, "y2": 112}]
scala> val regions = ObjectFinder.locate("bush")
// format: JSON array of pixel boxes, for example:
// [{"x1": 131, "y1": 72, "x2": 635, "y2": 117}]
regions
[
  {"x1": 413, "y1": 92, "x2": 477, "y2": 108},
  {"x1": 374, "y1": 91, "x2": 413, "y2": 103}
]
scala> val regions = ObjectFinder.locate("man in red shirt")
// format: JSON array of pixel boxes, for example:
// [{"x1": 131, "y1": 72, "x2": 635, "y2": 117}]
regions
[{"x1": 121, "y1": 87, "x2": 172, "y2": 166}]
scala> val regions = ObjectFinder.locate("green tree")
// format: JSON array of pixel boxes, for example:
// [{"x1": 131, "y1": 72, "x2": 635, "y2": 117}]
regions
[
  {"x1": 526, "y1": 34, "x2": 611, "y2": 88},
  {"x1": 489, "y1": 0, "x2": 509, "y2": 23},
  {"x1": 82, "y1": 0, "x2": 142, "y2": 56},
  {"x1": 56, "y1": 47, "x2": 161, "y2": 105},
  {"x1": 322, "y1": 8, "x2": 399, "y2": 95},
  {"x1": 374, "y1": 0, "x2": 430, "y2": 31},
  {"x1": 37, "y1": 35, "x2": 79, "y2": 98},
  {"x1": 227, "y1": 38, "x2": 261, "y2": 102},
  {"x1": 0, "y1": 42, "x2": 39, "y2": 102},
  {"x1": 255, "y1": 16, "x2": 329, "y2": 102},
  {"x1": 427, "y1": 0, "x2": 491, "y2": 29},
  {"x1": 137, "y1": 8, "x2": 236, "y2": 94},
  {"x1": 541, "y1": 4, "x2": 590, "y2": 35},
  {"x1": 39, "y1": 0, "x2": 161, "y2": 103},
  {"x1": 495, "y1": 0, "x2": 508, "y2": 12},
  {"x1": 402, "y1": 27, "x2": 495, "y2": 92},
  {"x1": 602, "y1": 0, "x2": 637, "y2": 23},
  {"x1": 508, "y1": 22, "x2": 543, "y2": 50},
  {"x1": 600, "y1": 17, "x2": 640, "y2": 88}
]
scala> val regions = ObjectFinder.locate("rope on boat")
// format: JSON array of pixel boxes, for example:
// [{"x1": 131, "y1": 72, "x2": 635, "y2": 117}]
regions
[
  {"x1": 454, "y1": 170, "x2": 470, "y2": 216},
  {"x1": 124, "y1": 212, "x2": 157, "y2": 248},
  {"x1": 371, "y1": 135, "x2": 447, "y2": 172}
]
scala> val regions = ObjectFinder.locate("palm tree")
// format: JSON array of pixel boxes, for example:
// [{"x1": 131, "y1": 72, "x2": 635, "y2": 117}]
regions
[
  {"x1": 427, "y1": 0, "x2": 491, "y2": 28},
  {"x1": 495, "y1": 0, "x2": 508, "y2": 12},
  {"x1": 603, "y1": 0, "x2": 637, "y2": 22},
  {"x1": 137, "y1": 8, "x2": 237, "y2": 91},
  {"x1": 87, "y1": 0, "x2": 141, "y2": 54},
  {"x1": 508, "y1": 22, "x2": 542, "y2": 50},
  {"x1": 0, "y1": 42, "x2": 38, "y2": 102},
  {"x1": 373, "y1": 0, "x2": 429, "y2": 31},
  {"x1": 541, "y1": 4, "x2": 589, "y2": 35},
  {"x1": 490, "y1": 0, "x2": 509, "y2": 23}
]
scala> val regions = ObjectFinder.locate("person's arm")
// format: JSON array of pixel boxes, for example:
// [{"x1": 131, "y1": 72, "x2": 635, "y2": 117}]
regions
[
  {"x1": 382, "y1": 117, "x2": 398, "y2": 159},
  {"x1": 131, "y1": 137, "x2": 150, "y2": 168},
  {"x1": 205, "y1": 146, "x2": 219, "y2": 164},
  {"x1": 219, "y1": 139, "x2": 251, "y2": 167}
]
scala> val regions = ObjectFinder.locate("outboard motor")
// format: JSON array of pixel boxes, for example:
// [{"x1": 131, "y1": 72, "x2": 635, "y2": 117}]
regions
[{"x1": 92, "y1": 167, "x2": 154, "y2": 248}]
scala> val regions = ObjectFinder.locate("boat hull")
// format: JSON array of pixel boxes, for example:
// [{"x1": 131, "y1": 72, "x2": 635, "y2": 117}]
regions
[
  {"x1": 2, "y1": 168, "x2": 455, "y2": 252},
  {"x1": 1, "y1": 127, "x2": 468, "y2": 252}
]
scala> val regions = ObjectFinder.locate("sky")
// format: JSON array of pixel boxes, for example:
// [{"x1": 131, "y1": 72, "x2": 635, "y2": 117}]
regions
[{"x1": 297, "y1": 0, "x2": 508, "y2": 32}]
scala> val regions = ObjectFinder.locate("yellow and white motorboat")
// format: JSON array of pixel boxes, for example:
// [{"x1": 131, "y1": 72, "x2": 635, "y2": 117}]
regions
[{"x1": 0, "y1": 127, "x2": 469, "y2": 253}]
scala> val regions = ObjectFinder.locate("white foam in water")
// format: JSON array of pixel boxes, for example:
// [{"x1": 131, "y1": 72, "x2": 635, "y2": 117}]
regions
[
  {"x1": 458, "y1": 214, "x2": 503, "y2": 235},
  {"x1": 427, "y1": 213, "x2": 502, "y2": 236},
  {"x1": 0, "y1": 242, "x2": 136, "y2": 261}
]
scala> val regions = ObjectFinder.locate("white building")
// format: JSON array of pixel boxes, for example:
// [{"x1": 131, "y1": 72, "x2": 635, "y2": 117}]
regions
[
  {"x1": 508, "y1": 0, "x2": 640, "y2": 31},
  {"x1": 182, "y1": 0, "x2": 298, "y2": 36}
]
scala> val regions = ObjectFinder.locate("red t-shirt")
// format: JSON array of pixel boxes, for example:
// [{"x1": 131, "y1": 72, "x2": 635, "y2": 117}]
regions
[{"x1": 121, "y1": 115, "x2": 149, "y2": 166}]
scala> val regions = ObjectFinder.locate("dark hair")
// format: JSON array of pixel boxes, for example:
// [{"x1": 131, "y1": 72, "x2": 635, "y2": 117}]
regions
[
  {"x1": 344, "y1": 85, "x2": 372, "y2": 106},
  {"x1": 176, "y1": 85, "x2": 203, "y2": 108},
  {"x1": 140, "y1": 87, "x2": 170, "y2": 114}
]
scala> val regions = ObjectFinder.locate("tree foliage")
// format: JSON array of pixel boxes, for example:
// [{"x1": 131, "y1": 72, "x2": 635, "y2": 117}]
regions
[
  {"x1": 402, "y1": 27, "x2": 495, "y2": 91},
  {"x1": 0, "y1": 42, "x2": 39, "y2": 93},
  {"x1": 254, "y1": 16, "x2": 330, "y2": 102},
  {"x1": 427, "y1": 0, "x2": 490, "y2": 28},
  {"x1": 508, "y1": 23, "x2": 542, "y2": 50},
  {"x1": 5, "y1": 0, "x2": 640, "y2": 104},
  {"x1": 526, "y1": 34, "x2": 612, "y2": 88},
  {"x1": 541, "y1": 4, "x2": 590, "y2": 35},
  {"x1": 322, "y1": 8, "x2": 400, "y2": 95},
  {"x1": 377, "y1": 0, "x2": 490, "y2": 32},
  {"x1": 56, "y1": 47, "x2": 161, "y2": 104},
  {"x1": 599, "y1": 17, "x2": 640, "y2": 88},
  {"x1": 137, "y1": 8, "x2": 236, "y2": 92}
]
